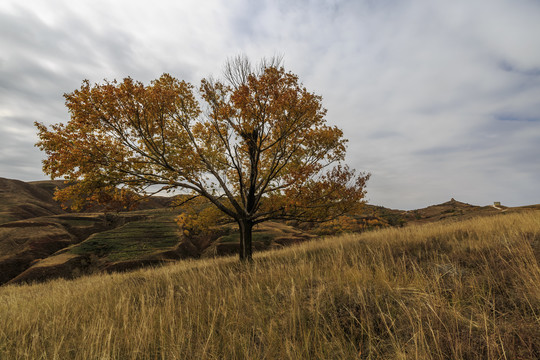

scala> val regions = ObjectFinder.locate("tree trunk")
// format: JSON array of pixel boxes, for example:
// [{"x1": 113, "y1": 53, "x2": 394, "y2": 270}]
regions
[{"x1": 238, "y1": 219, "x2": 253, "y2": 262}]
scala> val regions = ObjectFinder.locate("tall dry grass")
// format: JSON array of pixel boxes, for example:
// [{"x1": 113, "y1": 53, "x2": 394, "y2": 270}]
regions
[{"x1": 0, "y1": 212, "x2": 539, "y2": 359}]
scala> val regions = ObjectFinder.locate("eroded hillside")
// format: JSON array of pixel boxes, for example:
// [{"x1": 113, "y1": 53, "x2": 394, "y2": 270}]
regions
[
  {"x1": 0, "y1": 178, "x2": 318, "y2": 285},
  {"x1": 1, "y1": 177, "x2": 537, "y2": 286}
]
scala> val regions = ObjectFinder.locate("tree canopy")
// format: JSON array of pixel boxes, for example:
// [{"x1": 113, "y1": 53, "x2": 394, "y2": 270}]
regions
[{"x1": 35, "y1": 57, "x2": 369, "y2": 261}]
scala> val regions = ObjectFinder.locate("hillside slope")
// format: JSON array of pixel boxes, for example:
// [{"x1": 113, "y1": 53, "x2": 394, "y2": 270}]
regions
[
  {"x1": 1, "y1": 212, "x2": 538, "y2": 359},
  {"x1": 0, "y1": 213, "x2": 146, "y2": 285},
  {"x1": 1, "y1": 177, "x2": 537, "y2": 286},
  {"x1": 0, "y1": 177, "x2": 66, "y2": 224}
]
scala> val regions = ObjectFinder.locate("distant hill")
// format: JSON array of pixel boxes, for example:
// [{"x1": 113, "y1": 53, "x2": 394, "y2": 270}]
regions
[
  {"x1": 0, "y1": 178, "x2": 67, "y2": 224},
  {"x1": 362, "y1": 198, "x2": 530, "y2": 226},
  {"x1": 401, "y1": 198, "x2": 508, "y2": 224},
  {"x1": 0, "y1": 177, "x2": 538, "y2": 286}
]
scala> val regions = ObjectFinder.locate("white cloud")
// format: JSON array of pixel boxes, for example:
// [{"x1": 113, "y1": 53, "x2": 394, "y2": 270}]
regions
[{"x1": 0, "y1": 0, "x2": 539, "y2": 209}]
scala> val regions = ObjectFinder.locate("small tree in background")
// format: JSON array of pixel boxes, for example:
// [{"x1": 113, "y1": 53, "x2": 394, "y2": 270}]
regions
[{"x1": 35, "y1": 56, "x2": 369, "y2": 261}]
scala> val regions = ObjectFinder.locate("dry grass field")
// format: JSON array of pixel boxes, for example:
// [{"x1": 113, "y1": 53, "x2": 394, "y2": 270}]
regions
[{"x1": 1, "y1": 211, "x2": 539, "y2": 359}]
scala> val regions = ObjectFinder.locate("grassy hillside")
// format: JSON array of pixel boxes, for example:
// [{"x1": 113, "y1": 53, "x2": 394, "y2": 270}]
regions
[
  {"x1": 68, "y1": 210, "x2": 180, "y2": 261},
  {"x1": 1, "y1": 212, "x2": 539, "y2": 359}
]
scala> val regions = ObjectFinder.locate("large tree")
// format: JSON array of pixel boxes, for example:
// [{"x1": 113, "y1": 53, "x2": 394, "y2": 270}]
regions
[{"x1": 35, "y1": 57, "x2": 369, "y2": 261}]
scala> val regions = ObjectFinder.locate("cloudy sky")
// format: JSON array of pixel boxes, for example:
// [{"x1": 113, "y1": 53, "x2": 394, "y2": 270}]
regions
[{"x1": 1, "y1": 0, "x2": 539, "y2": 209}]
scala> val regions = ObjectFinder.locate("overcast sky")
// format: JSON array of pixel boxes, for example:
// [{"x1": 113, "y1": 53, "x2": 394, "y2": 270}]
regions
[{"x1": 1, "y1": 0, "x2": 539, "y2": 209}]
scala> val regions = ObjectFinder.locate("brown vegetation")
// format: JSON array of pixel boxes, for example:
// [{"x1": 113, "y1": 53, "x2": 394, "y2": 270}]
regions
[{"x1": 1, "y1": 211, "x2": 539, "y2": 359}]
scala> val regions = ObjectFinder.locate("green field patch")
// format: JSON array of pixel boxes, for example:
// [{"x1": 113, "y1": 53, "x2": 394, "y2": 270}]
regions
[
  {"x1": 129, "y1": 208, "x2": 175, "y2": 216},
  {"x1": 218, "y1": 231, "x2": 275, "y2": 246},
  {"x1": 70, "y1": 214, "x2": 180, "y2": 261},
  {"x1": 57, "y1": 217, "x2": 102, "y2": 227}
]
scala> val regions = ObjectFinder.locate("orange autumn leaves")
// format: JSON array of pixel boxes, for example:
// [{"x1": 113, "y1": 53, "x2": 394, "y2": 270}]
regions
[{"x1": 36, "y1": 61, "x2": 369, "y2": 236}]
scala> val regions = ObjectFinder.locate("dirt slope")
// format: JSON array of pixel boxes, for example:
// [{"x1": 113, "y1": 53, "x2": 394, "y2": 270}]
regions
[{"x1": 0, "y1": 178, "x2": 66, "y2": 224}]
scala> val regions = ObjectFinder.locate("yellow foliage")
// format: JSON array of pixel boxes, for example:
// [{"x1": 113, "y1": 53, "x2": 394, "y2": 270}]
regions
[
  {"x1": 35, "y1": 57, "x2": 370, "y2": 260},
  {"x1": 175, "y1": 197, "x2": 230, "y2": 239}
]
